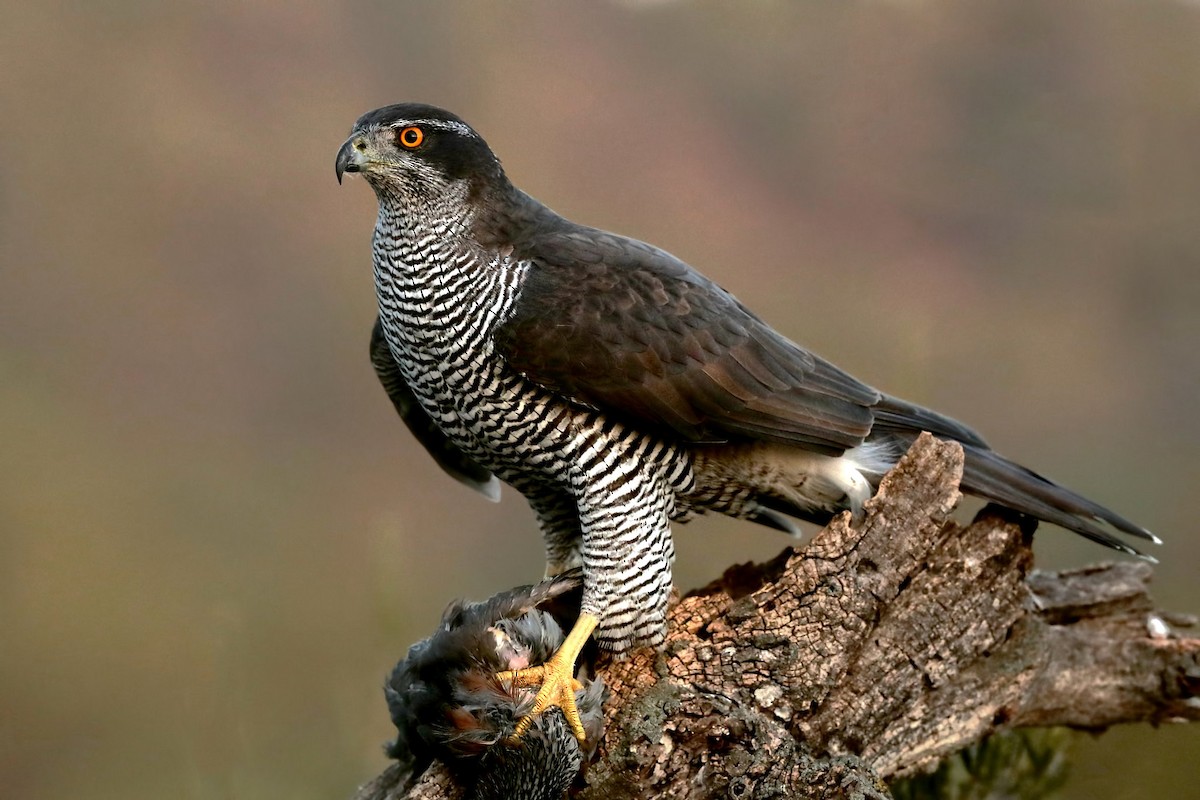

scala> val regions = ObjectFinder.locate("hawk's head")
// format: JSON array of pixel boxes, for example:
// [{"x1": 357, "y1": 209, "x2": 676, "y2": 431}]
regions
[{"x1": 335, "y1": 103, "x2": 505, "y2": 207}]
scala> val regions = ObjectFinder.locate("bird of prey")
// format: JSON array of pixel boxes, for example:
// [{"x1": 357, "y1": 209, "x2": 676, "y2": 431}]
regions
[
  {"x1": 386, "y1": 570, "x2": 603, "y2": 800},
  {"x1": 336, "y1": 102, "x2": 1158, "y2": 744}
]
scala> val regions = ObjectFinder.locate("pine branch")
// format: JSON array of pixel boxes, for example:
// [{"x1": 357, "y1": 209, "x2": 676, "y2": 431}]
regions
[{"x1": 352, "y1": 434, "x2": 1200, "y2": 799}]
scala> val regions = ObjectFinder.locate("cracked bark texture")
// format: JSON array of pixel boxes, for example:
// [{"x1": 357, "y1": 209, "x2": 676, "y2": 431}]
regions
[{"x1": 353, "y1": 434, "x2": 1200, "y2": 800}]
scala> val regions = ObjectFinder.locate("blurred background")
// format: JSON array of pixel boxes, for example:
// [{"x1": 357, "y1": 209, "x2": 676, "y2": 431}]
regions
[{"x1": 2, "y1": 1, "x2": 1197, "y2": 798}]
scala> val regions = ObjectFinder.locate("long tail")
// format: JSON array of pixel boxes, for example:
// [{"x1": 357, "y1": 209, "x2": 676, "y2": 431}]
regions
[
  {"x1": 868, "y1": 393, "x2": 1156, "y2": 556},
  {"x1": 872, "y1": 394, "x2": 1159, "y2": 559},
  {"x1": 959, "y1": 444, "x2": 1159, "y2": 558}
]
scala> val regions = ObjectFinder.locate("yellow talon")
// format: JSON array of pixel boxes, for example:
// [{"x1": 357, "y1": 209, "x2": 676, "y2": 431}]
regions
[
  {"x1": 495, "y1": 612, "x2": 598, "y2": 744},
  {"x1": 495, "y1": 665, "x2": 584, "y2": 692}
]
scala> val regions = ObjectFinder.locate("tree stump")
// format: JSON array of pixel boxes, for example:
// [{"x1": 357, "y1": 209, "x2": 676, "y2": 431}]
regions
[{"x1": 353, "y1": 434, "x2": 1199, "y2": 799}]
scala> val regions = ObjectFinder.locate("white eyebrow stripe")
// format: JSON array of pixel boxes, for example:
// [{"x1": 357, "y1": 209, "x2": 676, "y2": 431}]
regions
[{"x1": 387, "y1": 119, "x2": 476, "y2": 137}]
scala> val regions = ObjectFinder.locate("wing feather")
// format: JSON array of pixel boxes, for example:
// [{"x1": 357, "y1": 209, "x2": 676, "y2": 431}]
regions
[
  {"x1": 493, "y1": 224, "x2": 880, "y2": 454},
  {"x1": 371, "y1": 319, "x2": 501, "y2": 500}
]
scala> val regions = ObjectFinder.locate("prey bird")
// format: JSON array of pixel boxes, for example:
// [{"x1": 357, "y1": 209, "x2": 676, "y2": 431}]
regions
[
  {"x1": 386, "y1": 570, "x2": 603, "y2": 800},
  {"x1": 336, "y1": 103, "x2": 1158, "y2": 745}
]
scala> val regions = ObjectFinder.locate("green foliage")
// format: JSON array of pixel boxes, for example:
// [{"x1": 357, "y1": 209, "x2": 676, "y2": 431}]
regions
[{"x1": 891, "y1": 729, "x2": 1072, "y2": 800}]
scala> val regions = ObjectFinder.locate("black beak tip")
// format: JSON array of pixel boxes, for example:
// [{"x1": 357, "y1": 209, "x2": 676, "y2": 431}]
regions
[
  {"x1": 335, "y1": 141, "x2": 360, "y2": 185},
  {"x1": 336, "y1": 162, "x2": 358, "y2": 185}
]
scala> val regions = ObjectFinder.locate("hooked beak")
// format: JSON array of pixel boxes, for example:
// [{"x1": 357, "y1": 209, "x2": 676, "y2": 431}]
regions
[{"x1": 335, "y1": 136, "x2": 365, "y2": 184}]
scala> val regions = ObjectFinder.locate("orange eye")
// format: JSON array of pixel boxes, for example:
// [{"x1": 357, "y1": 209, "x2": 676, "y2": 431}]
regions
[{"x1": 397, "y1": 126, "x2": 424, "y2": 148}]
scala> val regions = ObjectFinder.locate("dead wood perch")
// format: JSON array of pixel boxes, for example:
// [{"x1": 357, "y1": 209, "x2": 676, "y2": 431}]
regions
[{"x1": 354, "y1": 433, "x2": 1200, "y2": 799}]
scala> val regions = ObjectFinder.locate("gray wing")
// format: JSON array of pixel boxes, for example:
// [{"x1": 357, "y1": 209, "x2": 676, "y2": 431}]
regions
[
  {"x1": 371, "y1": 318, "x2": 501, "y2": 501},
  {"x1": 493, "y1": 225, "x2": 881, "y2": 455},
  {"x1": 490, "y1": 217, "x2": 1155, "y2": 555}
]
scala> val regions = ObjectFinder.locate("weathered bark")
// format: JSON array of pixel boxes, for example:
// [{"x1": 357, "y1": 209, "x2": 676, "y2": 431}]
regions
[{"x1": 354, "y1": 434, "x2": 1199, "y2": 800}]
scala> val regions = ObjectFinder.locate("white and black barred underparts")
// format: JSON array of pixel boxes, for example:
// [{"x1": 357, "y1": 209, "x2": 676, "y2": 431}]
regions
[{"x1": 372, "y1": 185, "x2": 691, "y2": 649}]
